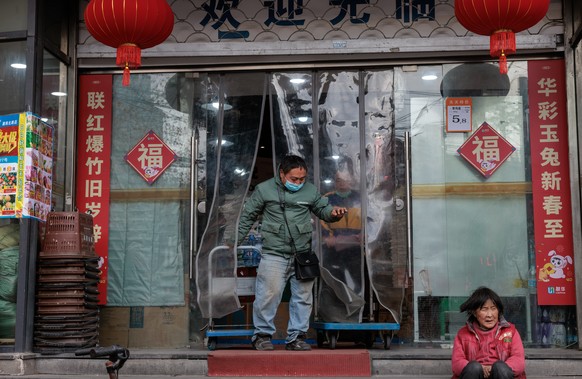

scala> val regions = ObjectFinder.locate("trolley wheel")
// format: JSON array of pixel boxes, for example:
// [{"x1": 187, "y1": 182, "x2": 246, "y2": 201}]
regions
[
  {"x1": 329, "y1": 332, "x2": 337, "y2": 350},
  {"x1": 208, "y1": 337, "x2": 217, "y2": 351},
  {"x1": 383, "y1": 333, "x2": 391, "y2": 350},
  {"x1": 365, "y1": 331, "x2": 376, "y2": 348},
  {"x1": 317, "y1": 331, "x2": 325, "y2": 348}
]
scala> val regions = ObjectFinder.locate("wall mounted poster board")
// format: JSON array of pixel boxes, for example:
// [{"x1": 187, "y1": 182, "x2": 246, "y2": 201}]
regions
[{"x1": 0, "y1": 112, "x2": 53, "y2": 221}]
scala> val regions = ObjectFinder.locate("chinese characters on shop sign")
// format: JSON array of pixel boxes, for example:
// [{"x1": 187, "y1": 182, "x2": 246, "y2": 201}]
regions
[
  {"x1": 199, "y1": 0, "x2": 436, "y2": 39},
  {"x1": 528, "y1": 59, "x2": 575, "y2": 305},
  {"x1": 77, "y1": 75, "x2": 112, "y2": 304}
]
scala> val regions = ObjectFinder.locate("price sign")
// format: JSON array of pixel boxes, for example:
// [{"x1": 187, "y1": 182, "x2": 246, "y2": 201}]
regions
[{"x1": 446, "y1": 97, "x2": 472, "y2": 133}]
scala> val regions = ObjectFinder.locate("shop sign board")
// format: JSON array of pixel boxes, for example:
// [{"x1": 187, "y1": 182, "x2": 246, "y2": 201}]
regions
[
  {"x1": 528, "y1": 59, "x2": 575, "y2": 305},
  {"x1": 457, "y1": 122, "x2": 515, "y2": 178},
  {"x1": 0, "y1": 112, "x2": 53, "y2": 221},
  {"x1": 76, "y1": 0, "x2": 563, "y2": 62},
  {"x1": 124, "y1": 131, "x2": 177, "y2": 184},
  {"x1": 76, "y1": 75, "x2": 113, "y2": 305},
  {"x1": 150, "y1": 1, "x2": 443, "y2": 41}
]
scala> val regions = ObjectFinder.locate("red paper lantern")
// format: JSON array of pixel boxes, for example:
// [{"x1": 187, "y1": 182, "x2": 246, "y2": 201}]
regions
[
  {"x1": 455, "y1": 0, "x2": 550, "y2": 74},
  {"x1": 84, "y1": 0, "x2": 174, "y2": 86}
]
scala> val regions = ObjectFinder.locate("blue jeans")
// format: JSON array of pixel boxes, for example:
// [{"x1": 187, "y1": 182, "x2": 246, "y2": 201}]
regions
[{"x1": 252, "y1": 252, "x2": 315, "y2": 343}]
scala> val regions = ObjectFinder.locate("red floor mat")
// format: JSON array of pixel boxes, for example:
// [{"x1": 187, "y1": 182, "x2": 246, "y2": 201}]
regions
[{"x1": 207, "y1": 349, "x2": 371, "y2": 377}]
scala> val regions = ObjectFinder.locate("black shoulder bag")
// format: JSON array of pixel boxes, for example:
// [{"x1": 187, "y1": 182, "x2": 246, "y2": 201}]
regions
[{"x1": 278, "y1": 187, "x2": 320, "y2": 281}]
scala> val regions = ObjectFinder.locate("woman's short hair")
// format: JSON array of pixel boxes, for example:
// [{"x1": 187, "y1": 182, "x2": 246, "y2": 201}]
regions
[
  {"x1": 460, "y1": 286, "x2": 504, "y2": 322},
  {"x1": 279, "y1": 154, "x2": 307, "y2": 174}
]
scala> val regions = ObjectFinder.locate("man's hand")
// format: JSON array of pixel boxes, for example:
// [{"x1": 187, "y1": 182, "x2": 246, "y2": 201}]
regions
[
  {"x1": 482, "y1": 365, "x2": 491, "y2": 378},
  {"x1": 331, "y1": 206, "x2": 348, "y2": 218}
]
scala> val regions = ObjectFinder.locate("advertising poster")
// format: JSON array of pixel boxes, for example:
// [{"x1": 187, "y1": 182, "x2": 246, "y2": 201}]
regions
[
  {"x1": 528, "y1": 59, "x2": 576, "y2": 305},
  {"x1": 0, "y1": 112, "x2": 53, "y2": 221},
  {"x1": 76, "y1": 75, "x2": 113, "y2": 305}
]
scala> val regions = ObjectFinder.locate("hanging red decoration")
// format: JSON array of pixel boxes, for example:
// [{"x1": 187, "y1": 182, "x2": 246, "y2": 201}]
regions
[
  {"x1": 455, "y1": 0, "x2": 550, "y2": 74},
  {"x1": 84, "y1": 0, "x2": 174, "y2": 86}
]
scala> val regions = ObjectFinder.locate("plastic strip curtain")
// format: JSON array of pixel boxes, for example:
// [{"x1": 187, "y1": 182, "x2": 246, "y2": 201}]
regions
[
  {"x1": 363, "y1": 70, "x2": 402, "y2": 324},
  {"x1": 314, "y1": 71, "x2": 366, "y2": 323},
  {"x1": 195, "y1": 73, "x2": 267, "y2": 319},
  {"x1": 270, "y1": 70, "x2": 403, "y2": 324}
]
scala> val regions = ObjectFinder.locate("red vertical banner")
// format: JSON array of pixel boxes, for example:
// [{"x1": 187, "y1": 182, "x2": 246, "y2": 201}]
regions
[
  {"x1": 76, "y1": 75, "x2": 112, "y2": 305},
  {"x1": 528, "y1": 60, "x2": 575, "y2": 305}
]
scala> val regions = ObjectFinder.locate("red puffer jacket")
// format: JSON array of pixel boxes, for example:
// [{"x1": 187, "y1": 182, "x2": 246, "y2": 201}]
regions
[{"x1": 451, "y1": 317, "x2": 526, "y2": 379}]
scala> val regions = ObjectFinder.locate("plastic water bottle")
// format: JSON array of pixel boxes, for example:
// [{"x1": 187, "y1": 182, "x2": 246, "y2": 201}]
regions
[
  {"x1": 242, "y1": 248, "x2": 252, "y2": 267},
  {"x1": 251, "y1": 248, "x2": 261, "y2": 267}
]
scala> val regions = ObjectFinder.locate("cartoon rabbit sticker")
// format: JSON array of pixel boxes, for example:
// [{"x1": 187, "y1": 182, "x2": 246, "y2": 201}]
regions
[{"x1": 548, "y1": 250, "x2": 573, "y2": 279}]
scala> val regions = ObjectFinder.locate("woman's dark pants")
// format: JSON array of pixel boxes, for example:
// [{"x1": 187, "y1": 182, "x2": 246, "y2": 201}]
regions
[{"x1": 459, "y1": 360, "x2": 514, "y2": 379}]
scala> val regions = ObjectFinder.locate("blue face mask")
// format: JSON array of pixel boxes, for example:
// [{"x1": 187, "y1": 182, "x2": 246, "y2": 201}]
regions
[{"x1": 285, "y1": 181, "x2": 304, "y2": 192}]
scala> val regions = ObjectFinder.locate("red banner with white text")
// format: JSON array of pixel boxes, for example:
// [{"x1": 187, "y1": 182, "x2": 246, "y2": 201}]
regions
[
  {"x1": 76, "y1": 75, "x2": 112, "y2": 305},
  {"x1": 528, "y1": 59, "x2": 575, "y2": 305}
]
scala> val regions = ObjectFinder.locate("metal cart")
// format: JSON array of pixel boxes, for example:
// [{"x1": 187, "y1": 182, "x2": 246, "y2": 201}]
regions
[
  {"x1": 205, "y1": 245, "x2": 260, "y2": 351},
  {"x1": 312, "y1": 321, "x2": 400, "y2": 350},
  {"x1": 312, "y1": 265, "x2": 401, "y2": 349},
  {"x1": 204, "y1": 245, "x2": 401, "y2": 350}
]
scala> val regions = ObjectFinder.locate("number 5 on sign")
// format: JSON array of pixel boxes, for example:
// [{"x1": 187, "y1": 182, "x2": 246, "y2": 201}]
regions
[{"x1": 446, "y1": 97, "x2": 472, "y2": 133}]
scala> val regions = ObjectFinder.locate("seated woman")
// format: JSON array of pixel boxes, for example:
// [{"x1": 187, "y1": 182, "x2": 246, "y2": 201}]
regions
[{"x1": 451, "y1": 287, "x2": 526, "y2": 379}]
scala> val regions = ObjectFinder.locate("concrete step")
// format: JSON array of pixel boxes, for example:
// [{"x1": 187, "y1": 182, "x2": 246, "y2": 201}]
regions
[
  {"x1": 0, "y1": 375, "x2": 562, "y2": 379},
  {"x1": 1, "y1": 346, "x2": 581, "y2": 377},
  {"x1": 0, "y1": 377, "x2": 442, "y2": 379}
]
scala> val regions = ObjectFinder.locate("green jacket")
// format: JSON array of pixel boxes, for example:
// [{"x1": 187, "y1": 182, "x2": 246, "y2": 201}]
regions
[{"x1": 238, "y1": 174, "x2": 340, "y2": 258}]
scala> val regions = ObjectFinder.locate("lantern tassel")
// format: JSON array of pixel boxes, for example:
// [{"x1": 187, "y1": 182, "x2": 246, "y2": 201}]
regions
[
  {"x1": 490, "y1": 30, "x2": 514, "y2": 75},
  {"x1": 490, "y1": 30, "x2": 516, "y2": 57},
  {"x1": 123, "y1": 64, "x2": 131, "y2": 86},
  {"x1": 117, "y1": 44, "x2": 140, "y2": 86},
  {"x1": 116, "y1": 44, "x2": 141, "y2": 68},
  {"x1": 499, "y1": 53, "x2": 508, "y2": 75}
]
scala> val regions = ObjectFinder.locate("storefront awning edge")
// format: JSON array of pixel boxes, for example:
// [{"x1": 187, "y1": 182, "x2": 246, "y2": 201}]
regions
[{"x1": 77, "y1": 35, "x2": 561, "y2": 62}]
